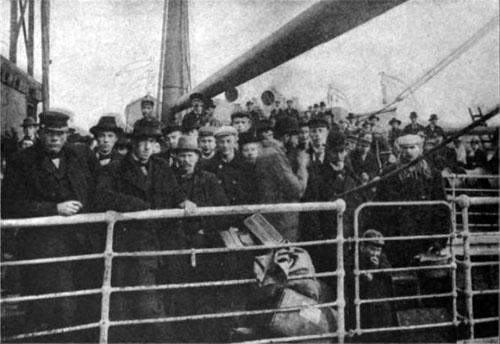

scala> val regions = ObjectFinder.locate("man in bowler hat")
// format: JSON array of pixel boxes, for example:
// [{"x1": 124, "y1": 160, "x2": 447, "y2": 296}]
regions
[{"x1": 89, "y1": 115, "x2": 124, "y2": 168}]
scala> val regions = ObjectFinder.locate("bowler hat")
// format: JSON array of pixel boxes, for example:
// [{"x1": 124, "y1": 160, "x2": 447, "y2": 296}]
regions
[
  {"x1": 409, "y1": 111, "x2": 418, "y2": 119},
  {"x1": 368, "y1": 114, "x2": 379, "y2": 121},
  {"x1": 39, "y1": 111, "x2": 70, "y2": 132},
  {"x1": 21, "y1": 117, "x2": 39, "y2": 128},
  {"x1": 130, "y1": 118, "x2": 163, "y2": 139},
  {"x1": 326, "y1": 132, "x2": 346, "y2": 151},
  {"x1": 90, "y1": 116, "x2": 123, "y2": 136},
  {"x1": 140, "y1": 95, "x2": 155, "y2": 107},
  {"x1": 238, "y1": 132, "x2": 260, "y2": 146},
  {"x1": 470, "y1": 137, "x2": 480, "y2": 144},
  {"x1": 189, "y1": 92, "x2": 205, "y2": 103},
  {"x1": 173, "y1": 135, "x2": 201, "y2": 154},
  {"x1": 428, "y1": 114, "x2": 439, "y2": 121},
  {"x1": 246, "y1": 100, "x2": 254, "y2": 106},
  {"x1": 308, "y1": 115, "x2": 330, "y2": 129},
  {"x1": 347, "y1": 113, "x2": 356, "y2": 120},
  {"x1": 320, "y1": 101, "x2": 326, "y2": 107},
  {"x1": 362, "y1": 229, "x2": 384, "y2": 247},
  {"x1": 388, "y1": 117, "x2": 401, "y2": 126}
]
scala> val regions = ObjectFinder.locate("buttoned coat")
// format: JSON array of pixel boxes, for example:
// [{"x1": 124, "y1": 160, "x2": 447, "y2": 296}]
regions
[{"x1": 1, "y1": 143, "x2": 98, "y2": 337}]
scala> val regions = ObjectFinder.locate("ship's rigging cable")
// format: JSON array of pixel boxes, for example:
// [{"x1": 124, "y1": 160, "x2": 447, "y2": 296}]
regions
[
  {"x1": 333, "y1": 104, "x2": 500, "y2": 201},
  {"x1": 358, "y1": 15, "x2": 499, "y2": 122}
]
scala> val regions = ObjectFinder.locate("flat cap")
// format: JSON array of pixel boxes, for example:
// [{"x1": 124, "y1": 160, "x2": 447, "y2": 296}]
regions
[
  {"x1": 39, "y1": 111, "x2": 70, "y2": 131},
  {"x1": 214, "y1": 125, "x2": 237, "y2": 138},
  {"x1": 198, "y1": 126, "x2": 216, "y2": 137},
  {"x1": 362, "y1": 229, "x2": 384, "y2": 247},
  {"x1": 397, "y1": 134, "x2": 423, "y2": 146}
]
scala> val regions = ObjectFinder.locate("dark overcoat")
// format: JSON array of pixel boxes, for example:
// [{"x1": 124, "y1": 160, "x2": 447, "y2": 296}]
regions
[
  {"x1": 1, "y1": 143, "x2": 98, "y2": 337},
  {"x1": 373, "y1": 161, "x2": 450, "y2": 266},
  {"x1": 349, "y1": 150, "x2": 380, "y2": 180}
]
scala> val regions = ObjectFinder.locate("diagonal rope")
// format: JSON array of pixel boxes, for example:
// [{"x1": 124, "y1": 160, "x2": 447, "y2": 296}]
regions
[
  {"x1": 334, "y1": 105, "x2": 499, "y2": 200},
  {"x1": 358, "y1": 15, "x2": 499, "y2": 122}
]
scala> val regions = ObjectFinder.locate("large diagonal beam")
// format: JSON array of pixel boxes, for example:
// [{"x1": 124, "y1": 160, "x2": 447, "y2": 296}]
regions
[{"x1": 169, "y1": 0, "x2": 407, "y2": 115}]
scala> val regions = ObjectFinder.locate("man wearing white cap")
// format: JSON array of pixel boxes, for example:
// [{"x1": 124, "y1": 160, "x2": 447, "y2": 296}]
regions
[
  {"x1": 199, "y1": 126, "x2": 252, "y2": 206},
  {"x1": 374, "y1": 134, "x2": 449, "y2": 266}
]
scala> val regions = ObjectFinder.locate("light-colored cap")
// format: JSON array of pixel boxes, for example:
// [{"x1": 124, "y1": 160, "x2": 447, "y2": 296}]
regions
[
  {"x1": 397, "y1": 134, "x2": 423, "y2": 146},
  {"x1": 214, "y1": 125, "x2": 238, "y2": 138}
]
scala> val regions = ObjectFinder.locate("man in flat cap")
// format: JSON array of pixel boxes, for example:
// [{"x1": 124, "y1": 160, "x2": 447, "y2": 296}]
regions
[
  {"x1": 141, "y1": 94, "x2": 156, "y2": 121},
  {"x1": 403, "y1": 111, "x2": 425, "y2": 136},
  {"x1": 199, "y1": 126, "x2": 252, "y2": 207},
  {"x1": 424, "y1": 114, "x2": 445, "y2": 141},
  {"x1": 89, "y1": 115, "x2": 123, "y2": 169},
  {"x1": 2, "y1": 111, "x2": 98, "y2": 341},
  {"x1": 198, "y1": 126, "x2": 217, "y2": 160},
  {"x1": 283, "y1": 99, "x2": 300, "y2": 121},
  {"x1": 374, "y1": 134, "x2": 449, "y2": 266},
  {"x1": 349, "y1": 133, "x2": 380, "y2": 184},
  {"x1": 95, "y1": 118, "x2": 196, "y2": 342}
]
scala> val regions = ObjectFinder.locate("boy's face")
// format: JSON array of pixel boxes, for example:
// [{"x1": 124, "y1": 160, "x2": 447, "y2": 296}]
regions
[
  {"x1": 198, "y1": 135, "x2": 216, "y2": 155},
  {"x1": 362, "y1": 244, "x2": 382, "y2": 266},
  {"x1": 232, "y1": 117, "x2": 252, "y2": 133}
]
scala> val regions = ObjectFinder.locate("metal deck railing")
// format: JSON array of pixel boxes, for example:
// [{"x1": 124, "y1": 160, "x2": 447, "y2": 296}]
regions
[{"x1": 1, "y1": 194, "x2": 498, "y2": 343}]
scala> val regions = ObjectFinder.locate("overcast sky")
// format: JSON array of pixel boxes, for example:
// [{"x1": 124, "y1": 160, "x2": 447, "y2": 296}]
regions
[{"x1": 2, "y1": 0, "x2": 499, "y2": 131}]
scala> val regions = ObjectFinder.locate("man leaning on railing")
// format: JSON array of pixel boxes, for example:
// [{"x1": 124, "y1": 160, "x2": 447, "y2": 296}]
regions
[
  {"x1": 93, "y1": 118, "x2": 196, "y2": 343},
  {"x1": 1, "y1": 111, "x2": 100, "y2": 342}
]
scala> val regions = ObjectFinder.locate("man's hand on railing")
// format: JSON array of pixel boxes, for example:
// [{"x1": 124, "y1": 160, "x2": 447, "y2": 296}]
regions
[
  {"x1": 179, "y1": 200, "x2": 197, "y2": 215},
  {"x1": 57, "y1": 201, "x2": 83, "y2": 216}
]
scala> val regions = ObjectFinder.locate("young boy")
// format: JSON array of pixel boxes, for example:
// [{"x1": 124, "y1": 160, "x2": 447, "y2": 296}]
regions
[{"x1": 359, "y1": 229, "x2": 394, "y2": 342}]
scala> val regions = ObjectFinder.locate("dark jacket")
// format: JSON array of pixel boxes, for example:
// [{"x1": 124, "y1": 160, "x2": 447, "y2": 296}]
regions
[
  {"x1": 283, "y1": 108, "x2": 300, "y2": 121},
  {"x1": 403, "y1": 122, "x2": 425, "y2": 135},
  {"x1": 374, "y1": 161, "x2": 450, "y2": 266},
  {"x1": 95, "y1": 153, "x2": 185, "y2": 213},
  {"x1": 466, "y1": 149, "x2": 488, "y2": 169},
  {"x1": 2, "y1": 143, "x2": 95, "y2": 218},
  {"x1": 349, "y1": 150, "x2": 380, "y2": 180},
  {"x1": 198, "y1": 152, "x2": 252, "y2": 205},
  {"x1": 424, "y1": 124, "x2": 445, "y2": 139},
  {"x1": 173, "y1": 167, "x2": 229, "y2": 238},
  {"x1": 388, "y1": 128, "x2": 403, "y2": 146}
]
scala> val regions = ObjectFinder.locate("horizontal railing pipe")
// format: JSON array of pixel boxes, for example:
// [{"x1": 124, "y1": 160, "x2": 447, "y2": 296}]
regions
[{"x1": 1, "y1": 201, "x2": 346, "y2": 229}]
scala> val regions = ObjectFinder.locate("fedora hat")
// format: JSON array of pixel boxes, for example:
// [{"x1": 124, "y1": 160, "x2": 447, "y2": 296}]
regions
[
  {"x1": 428, "y1": 114, "x2": 439, "y2": 121},
  {"x1": 388, "y1": 117, "x2": 401, "y2": 125},
  {"x1": 90, "y1": 116, "x2": 123, "y2": 136},
  {"x1": 21, "y1": 117, "x2": 39, "y2": 128},
  {"x1": 129, "y1": 118, "x2": 163, "y2": 140},
  {"x1": 173, "y1": 135, "x2": 201, "y2": 154}
]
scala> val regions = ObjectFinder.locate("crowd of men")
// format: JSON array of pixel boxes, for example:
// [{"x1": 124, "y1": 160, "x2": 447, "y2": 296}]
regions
[{"x1": 1, "y1": 93, "x2": 498, "y2": 342}]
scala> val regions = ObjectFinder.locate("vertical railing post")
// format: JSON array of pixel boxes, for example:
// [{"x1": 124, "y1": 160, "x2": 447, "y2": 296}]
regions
[
  {"x1": 449, "y1": 199, "x2": 459, "y2": 331},
  {"x1": 99, "y1": 213, "x2": 117, "y2": 344},
  {"x1": 336, "y1": 200, "x2": 346, "y2": 344},
  {"x1": 457, "y1": 195, "x2": 474, "y2": 340}
]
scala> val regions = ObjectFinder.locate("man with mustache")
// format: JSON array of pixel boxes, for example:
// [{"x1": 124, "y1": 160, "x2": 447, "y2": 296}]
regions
[
  {"x1": 374, "y1": 134, "x2": 449, "y2": 266},
  {"x1": 2, "y1": 111, "x2": 98, "y2": 341},
  {"x1": 95, "y1": 118, "x2": 196, "y2": 342}
]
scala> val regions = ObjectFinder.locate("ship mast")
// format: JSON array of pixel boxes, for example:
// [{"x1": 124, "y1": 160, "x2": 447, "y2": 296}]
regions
[{"x1": 158, "y1": 0, "x2": 192, "y2": 125}]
